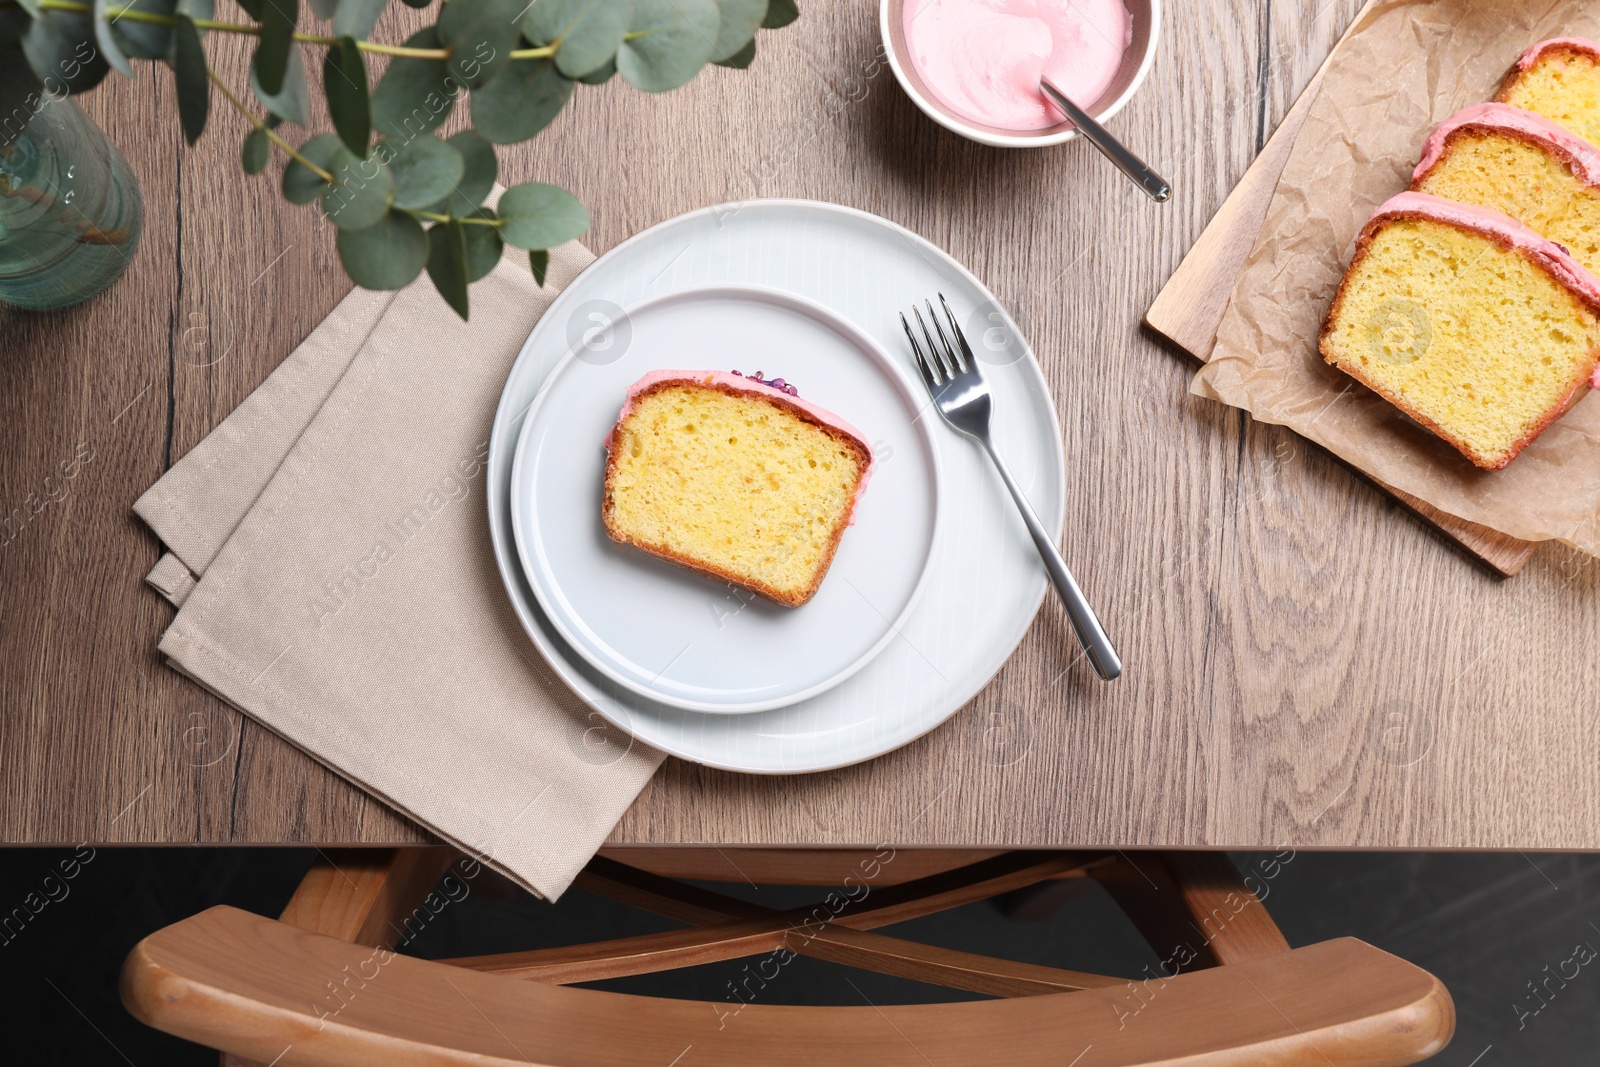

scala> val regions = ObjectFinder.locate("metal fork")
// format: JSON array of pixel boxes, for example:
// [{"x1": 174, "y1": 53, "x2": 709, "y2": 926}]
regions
[{"x1": 902, "y1": 296, "x2": 1122, "y2": 681}]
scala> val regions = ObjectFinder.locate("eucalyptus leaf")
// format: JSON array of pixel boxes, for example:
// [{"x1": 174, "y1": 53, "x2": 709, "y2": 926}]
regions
[
  {"x1": 280, "y1": 130, "x2": 342, "y2": 203},
  {"x1": 399, "y1": 0, "x2": 430, "y2": 8},
  {"x1": 332, "y1": 0, "x2": 386, "y2": 41},
  {"x1": 22, "y1": 12, "x2": 109, "y2": 94},
  {"x1": 236, "y1": 0, "x2": 264, "y2": 18},
  {"x1": 372, "y1": 27, "x2": 457, "y2": 140},
  {"x1": 616, "y1": 0, "x2": 719, "y2": 92},
  {"x1": 0, "y1": 46, "x2": 43, "y2": 147},
  {"x1": 762, "y1": 0, "x2": 795, "y2": 28},
  {"x1": 577, "y1": 57, "x2": 614, "y2": 84},
  {"x1": 251, "y1": 40, "x2": 307, "y2": 125},
  {"x1": 253, "y1": 0, "x2": 297, "y2": 96},
  {"x1": 435, "y1": 0, "x2": 520, "y2": 89},
  {"x1": 91, "y1": 0, "x2": 135, "y2": 78},
  {"x1": 106, "y1": 0, "x2": 181, "y2": 62},
  {"x1": 12, "y1": 0, "x2": 40, "y2": 18},
  {"x1": 714, "y1": 35, "x2": 753, "y2": 69},
  {"x1": 529, "y1": 248, "x2": 549, "y2": 286},
  {"x1": 469, "y1": 55, "x2": 571, "y2": 144},
  {"x1": 337, "y1": 209, "x2": 428, "y2": 289},
  {"x1": 710, "y1": 0, "x2": 763, "y2": 62},
  {"x1": 320, "y1": 147, "x2": 391, "y2": 230},
  {"x1": 171, "y1": 14, "x2": 208, "y2": 144},
  {"x1": 419, "y1": 128, "x2": 494, "y2": 216},
  {"x1": 384, "y1": 132, "x2": 463, "y2": 209},
  {"x1": 496, "y1": 181, "x2": 589, "y2": 250},
  {"x1": 322, "y1": 35, "x2": 369, "y2": 155},
  {"x1": 523, "y1": 0, "x2": 631, "y2": 79},
  {"x1": 171, "y1": 0, "x2": 214, "y2": 55},
  {"x1": 459, "y1": 207, "x2": 502, "y2": 281},
  {"x1": 426, "y1": 218, "x2": 470, "y2": 318},
  {"x1": 307, "y1": 0, "x2": 336, "y2": 18},
  {"x1": 241, "y1": 125, "x2": 271, "y2": 173}
]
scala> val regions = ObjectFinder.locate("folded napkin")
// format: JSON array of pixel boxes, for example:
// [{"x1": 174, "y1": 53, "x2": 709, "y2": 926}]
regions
[{"x1": 135, "y1": 238, "x2": 664, "y2": 900}]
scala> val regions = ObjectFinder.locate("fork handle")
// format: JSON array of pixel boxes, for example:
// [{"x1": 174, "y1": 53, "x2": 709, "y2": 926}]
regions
[{"x1": 981, "y1": 441, "x2": 1123, "y2": 681}]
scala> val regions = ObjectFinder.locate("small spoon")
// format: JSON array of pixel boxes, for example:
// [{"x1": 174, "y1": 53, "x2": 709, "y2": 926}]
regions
[{"x1": 1040, "y1": 75, "x2": 1170, "y2": 203}]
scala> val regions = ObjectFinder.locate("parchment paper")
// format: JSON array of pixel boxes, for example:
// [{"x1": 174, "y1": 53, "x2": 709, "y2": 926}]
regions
[{"x1": 1194, "y1": 0, "x2": 1600, "y2": 556}]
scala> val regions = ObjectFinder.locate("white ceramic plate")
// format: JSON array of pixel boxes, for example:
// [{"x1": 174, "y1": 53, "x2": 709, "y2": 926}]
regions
[
  {"x1": 508, "y1": 286, "x2": 940, "y2": 713},
  {"x1": 487, "y1": 200, "x2": 1064, "y2": 773}
]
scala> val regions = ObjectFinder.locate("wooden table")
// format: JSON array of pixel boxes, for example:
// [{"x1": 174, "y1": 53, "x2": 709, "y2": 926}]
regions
[{"x1": 5, "y1": 0, "x2": 1597, "y2": 852}]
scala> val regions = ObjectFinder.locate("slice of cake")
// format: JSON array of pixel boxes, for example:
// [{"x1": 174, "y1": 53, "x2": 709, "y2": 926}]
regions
[
  {"x1": 602, "y1": 371, "x2": 873, "y2": 607},
  {"x1": 1497, "y1": 37, "x2": 1600, "y2": 146},
  {"x1": 1319, "y1": 192, "x2": 1600, "y2": 470},
  {"x1": 1411, "y1": 103, "x2": 1600, "y2": 276}
]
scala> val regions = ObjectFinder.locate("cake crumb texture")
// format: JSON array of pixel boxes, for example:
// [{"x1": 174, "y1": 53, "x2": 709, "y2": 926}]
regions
[{"x1": 1500, "y1": 43, "x2": 1600, "y2": 146}]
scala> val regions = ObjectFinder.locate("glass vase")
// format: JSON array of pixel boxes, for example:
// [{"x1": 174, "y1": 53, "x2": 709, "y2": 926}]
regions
[{"x1": 0, "y1": 95, "x2": 143, "y2": 310}]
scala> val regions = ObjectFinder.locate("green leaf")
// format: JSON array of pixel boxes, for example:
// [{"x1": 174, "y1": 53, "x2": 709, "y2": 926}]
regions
[
  {"x1": 307, "y1": 0, "x2": 336, "y2": 18},
  {"x1": 254, "y1": 0, "x2": 297, "y2": 96},
  {"x1": 469, "y1": 55, "x2": 572, "y2": 144},
  {"x1": 523, "y1": 0, "x2": 631, "y2": 79},
  {"x1": 762, "y1": 0, "x2": 795, "y2": 28},
  {"x1": 458, "y1": 207, "x2": 503, "y2": 281},
  {"x1": 322, "y1": 35, "x2": 369, "y2": 155},
  {"x1": 383, "y1": 132, "x2": 463, "y2": 209},
  {"x1": 435, "y1": 0, "x2": 519, "y2": 89},
  {"x1": 577, "y1": 57, "x2": 614, "y2": 84},
  {"x1": 419, "y1": 128, "x2": 494, "y2": 216},
  {"x1": 321, "y1": 148, "x2": 391, "y2": 230},
  {"x1": 236, "y1": 0, "x2": 264, "y2": 17},
  {"x1": 241, "y1": 126, "x2": 271, "y2": 173},
  {"x1": 398, "y1": 0, "x2": 430, "y2": 7},
  {"x1": 714, "y1": 35, "x2": 753, "y2": 68},
  {"x1": 22, "y1": 12, "x2": 109, "y2": 93},
  {"x1": 426, "y1": 218, "x2": 470, "y2": 319},
  {"x1": 332, "y1": 0, "x2": 386, "y2": 40},
  {"x1": 105, "y1": 0, "x2": 181, "y2": 63},
  {"x1": 0, "y1": 47, "x2": 43, "y2": 147},
  {"x1": 616, "y1": 0, "x2": 718, "y2": 92},
  {"x1": 710, "y1": 0, "x2": 762, "y2": 62},
  {"x1": 337, "y1": 209, "x2": 428, "y2": 289},
  {"x1": 92, "y1": 0, "x2": 136, "y2": 75},
  {"x1": 251, "y1": 39, "x2": 307, "y2": 124},
  {"x1": 529, "y1": 248, "x2": 549, "y2": 286},
  {"x1": 12, "y1": 0, "x2": 40, "y2": 18},
  {"x1": 496, "y1": 181, "x2": 589, "y2": 250},
  {"x1": 372, "y1": 27, "x2": 455, "y2": 140},
  {"x1": 171, "y1": 14, "x2": 208, "y2": 144},
  {"x1": 281, "y1": 131, "x2": 342, "y2": 203}
]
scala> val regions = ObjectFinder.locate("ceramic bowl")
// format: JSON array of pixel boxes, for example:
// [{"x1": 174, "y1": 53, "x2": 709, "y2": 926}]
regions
[{"x1": 880, "y1": 0, "x2": 1162, "y2": 149}]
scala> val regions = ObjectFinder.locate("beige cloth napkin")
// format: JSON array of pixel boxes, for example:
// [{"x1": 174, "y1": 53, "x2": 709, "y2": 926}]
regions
[{"x1": 135, "y1": 240, "x2": 664, "y2": 900}]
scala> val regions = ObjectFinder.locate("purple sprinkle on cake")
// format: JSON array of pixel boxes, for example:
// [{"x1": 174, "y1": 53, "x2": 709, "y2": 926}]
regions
[{"x1": 731, "y1": 370, "x2": 800, "y2": 396}]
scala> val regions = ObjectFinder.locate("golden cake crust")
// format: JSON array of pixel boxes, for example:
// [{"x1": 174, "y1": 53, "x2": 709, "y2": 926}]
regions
[
  {"x1": 600, "y1": 377, "x2": 873, "y2": 608},
  {"x1": 1409, "y1": 124, "x2": 1596, "y2": 195},
  {"x1": 1496, "y1": 41, "x2": 1600, "y2": 103},
  {"x1": 1319, "y1": 209, "x2": 1600, "y2": 470}
]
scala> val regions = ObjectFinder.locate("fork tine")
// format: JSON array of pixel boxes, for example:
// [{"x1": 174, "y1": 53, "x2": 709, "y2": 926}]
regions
[
  {"x1": 901, "y1": 312, "x2": 939, "y2": 391},
  {"x1": 925, "y1": 299, "x2": 964, "y2": 374},
  {"x1": 913, "y1": 305, "x2": 951, "y2": 381},
  {"x1": 938, "y1": 293, "x2": 978, "y2": 369}
]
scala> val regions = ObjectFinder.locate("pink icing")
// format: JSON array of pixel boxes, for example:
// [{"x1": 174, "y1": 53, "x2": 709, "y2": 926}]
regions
[
  {"x1": 605, "y1": 370, "x2": 875, "y2": 523},
  {"x1": 1414, "y1": 102, "x2": 1600, "y2": 185},
  {"x1": 1518, "y1": 37, "x2": 1600, "y2": 70},
  {"x1": 1370, "y1": 191, "x2": 1600, "y2": 312},
  {"x1": 902, "y1": 0, "x2": 1132, "y2": 131}
]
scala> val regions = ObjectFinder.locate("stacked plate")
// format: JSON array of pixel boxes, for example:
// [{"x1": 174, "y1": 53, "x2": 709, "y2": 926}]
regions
[{"x1": 488, "y1": 200, "x2": 1066, "y2": 773}]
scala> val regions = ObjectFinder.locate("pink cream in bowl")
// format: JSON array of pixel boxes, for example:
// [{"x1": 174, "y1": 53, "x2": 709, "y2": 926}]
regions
[{"x1": 903, "y1": 0, "x2": 1133, "y2": 131}]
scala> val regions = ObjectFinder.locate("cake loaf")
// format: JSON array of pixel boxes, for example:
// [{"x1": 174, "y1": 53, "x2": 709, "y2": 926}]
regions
[
  {"x1": 1411, "y1": 102, "x2": 1600, "y2": 277},
  {"x1": 1498, "y1": 37, "x2": 1600, "y2": 146},
  {"x1": 602, "y1": 371, "x2": 873, "y2": 607},
  {"x1": 1320, "y1": 192, "x2": 1600, "y2": 470}
]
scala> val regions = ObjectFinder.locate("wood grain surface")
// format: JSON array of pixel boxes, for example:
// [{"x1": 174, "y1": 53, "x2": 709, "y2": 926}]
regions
[
  {"x1": 1142, "y1": 0, "x2": 1539, "y2": 577},
  {"x1": 4, "y1": 1, "x2": 1599, "y2": 852}
]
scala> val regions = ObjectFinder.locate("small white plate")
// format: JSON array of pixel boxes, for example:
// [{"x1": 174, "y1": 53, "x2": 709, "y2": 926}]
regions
[{"x1": 508, "y1": 286, "x2": 940, "y2": 714}]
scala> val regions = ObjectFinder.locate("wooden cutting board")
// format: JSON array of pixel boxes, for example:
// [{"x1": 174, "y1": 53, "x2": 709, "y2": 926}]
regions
[{"x1": 1144, "y1": 0, "x2": 1538, "y2": 578}]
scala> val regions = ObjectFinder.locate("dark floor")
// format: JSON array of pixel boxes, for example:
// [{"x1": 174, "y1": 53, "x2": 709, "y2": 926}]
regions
[{"x1": 1, "y1": 847, "x2": 1595, "y2": 1064}]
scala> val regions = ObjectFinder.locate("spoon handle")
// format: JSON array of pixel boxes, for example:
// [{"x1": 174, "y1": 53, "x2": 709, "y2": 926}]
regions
[{"x1": 1041, "y1": 76, "x2": 1170, "y2": 203}]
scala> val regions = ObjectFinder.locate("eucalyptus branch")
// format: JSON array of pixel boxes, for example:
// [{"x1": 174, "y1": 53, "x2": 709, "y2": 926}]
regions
[
  {"x1": 206, "y1": 66, "x2": 334, "y2": 182},
  {"x1": 31, "y1": 0, "x2": 556, "y2": 58}
]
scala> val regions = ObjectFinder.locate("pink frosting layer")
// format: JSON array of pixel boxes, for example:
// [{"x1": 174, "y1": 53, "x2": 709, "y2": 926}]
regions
[
  {"x1": 1371, "y1": 191, "x2": 1600, "y2": 311},
  {"x1": 606, "y1": 370, "x2": 874, "y2": 522},
  {"x1": 1414, "y1": 102, "x2": 1600, "y2": 185},
  {"x1": 1518, "y1": 37, "x2": 1600, "y2": 70}
]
